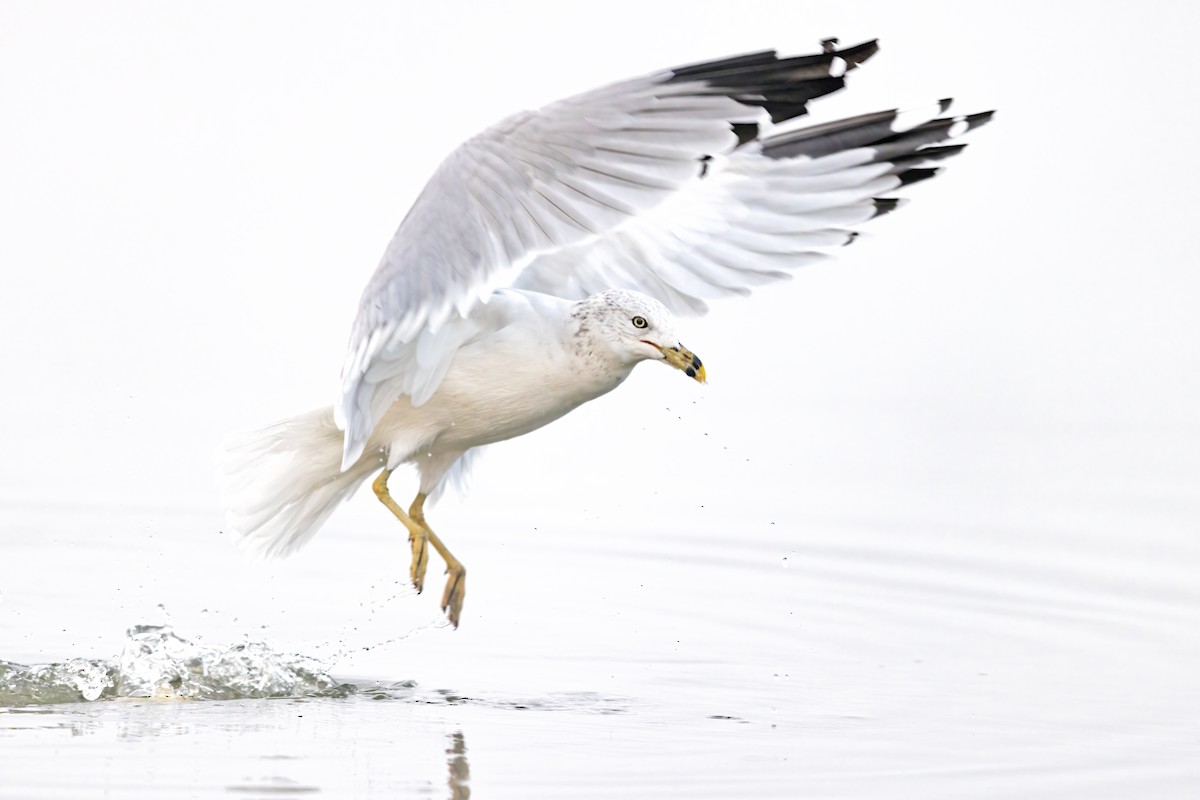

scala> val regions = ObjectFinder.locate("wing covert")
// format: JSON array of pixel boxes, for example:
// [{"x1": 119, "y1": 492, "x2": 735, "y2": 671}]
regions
[
  {"x1": 336, "y1": 40, "x2": 880, "y2": 467},
  {"x1": 512, "y1": 102, "x2": 995, "y2": 313}
]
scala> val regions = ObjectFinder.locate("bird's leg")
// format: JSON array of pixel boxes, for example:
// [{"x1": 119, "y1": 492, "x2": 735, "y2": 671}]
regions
[
  {"x1": 407, "y1": 491, "x2": 467, "y2": 629},
  {"x1": 406, "y1": 493, "x2": 432, "y2": 592},
  {"x1": 371, "y1": 471, "x2": 467, "y2": 627},
  {"x1": 372, "y1": 470, "x2": 429, "y2": 593}
]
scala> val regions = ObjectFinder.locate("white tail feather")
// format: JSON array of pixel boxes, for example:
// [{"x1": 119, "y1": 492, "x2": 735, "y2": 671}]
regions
[{"x1": 217, "y1": 407, "x2": 384, "y2": 558}]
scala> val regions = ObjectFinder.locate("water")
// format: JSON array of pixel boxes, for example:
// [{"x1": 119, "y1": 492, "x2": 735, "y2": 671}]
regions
[
  {"x1": 3, "y1": 7, "x2": 1199, "y2": 793},
  {"x1": 2, "y1": 471, "x2": 1198, "y2": 798},
  {"x1": 0, "y1": 625, "x2": 349, "y2": 705}
]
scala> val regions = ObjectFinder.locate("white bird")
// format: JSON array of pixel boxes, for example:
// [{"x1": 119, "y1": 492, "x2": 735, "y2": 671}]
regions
[{"x1": 219, "y1": 39, "x2": 992, "y2": 627}]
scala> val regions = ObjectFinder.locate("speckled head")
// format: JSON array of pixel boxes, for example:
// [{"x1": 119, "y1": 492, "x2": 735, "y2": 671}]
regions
[{"x1": 570, "y1": 289, "x2": 706, "y2": 382}]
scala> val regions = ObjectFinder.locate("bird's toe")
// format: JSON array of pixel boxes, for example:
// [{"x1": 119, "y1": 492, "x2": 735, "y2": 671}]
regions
[
  {"x1": 409, "y1": 530, "x2": 430, "y2": 593},
  {"x1": 441, "y1": 566, "x2": 466, "y2": 628}
]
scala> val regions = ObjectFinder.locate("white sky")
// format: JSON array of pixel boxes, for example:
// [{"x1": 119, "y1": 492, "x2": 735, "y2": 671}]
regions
[{"x1": 1, "y1": 1, "x2": 1197, "y2": 540}]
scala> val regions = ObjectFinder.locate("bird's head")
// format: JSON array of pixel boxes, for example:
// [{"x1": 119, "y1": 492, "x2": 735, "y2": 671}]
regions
[{"x1": 572, "y1": 289, "x2": 706, "y2": 383}]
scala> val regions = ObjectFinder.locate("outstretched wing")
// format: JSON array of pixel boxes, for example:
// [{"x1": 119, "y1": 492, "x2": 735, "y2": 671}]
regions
[
  {"x1": 337, "y1": 40, "x2": 995, "y2": 469},
  {"x1": 337, "y1": 40, "x2": 882, "y2": 467},
  {"x1": 511, "y1": 103, "x2": 994, "y2": 312}
]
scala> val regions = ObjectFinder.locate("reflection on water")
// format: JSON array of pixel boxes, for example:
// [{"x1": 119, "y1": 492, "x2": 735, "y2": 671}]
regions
[
  {"x1": 447, "y1": 731, "x2": 471, "y2": 799},
  {"x1": 2, "y1": 489, "x2": 1199, "y2": 798},
  {"x1": 225, "y1": 776, "x2": 322, "y2": 795}
]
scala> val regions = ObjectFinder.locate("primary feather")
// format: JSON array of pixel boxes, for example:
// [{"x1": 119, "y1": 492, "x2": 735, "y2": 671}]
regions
[
  {"x1": 223, "y1": 39, "x2": 993, "y2": 563},
  {"x1": 336, "y1": 39, "x2": 996, "y2": 469}
]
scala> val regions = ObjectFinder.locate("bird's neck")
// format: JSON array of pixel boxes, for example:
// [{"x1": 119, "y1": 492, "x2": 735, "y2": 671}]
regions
[{"x1": 562, "y1": 312, "x2": 637, "y2": 399}]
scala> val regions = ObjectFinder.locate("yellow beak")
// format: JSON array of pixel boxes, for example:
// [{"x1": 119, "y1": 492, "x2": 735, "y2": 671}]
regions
[{"x1": 652, "y1": 342, "x2": 707, "y2": 383}]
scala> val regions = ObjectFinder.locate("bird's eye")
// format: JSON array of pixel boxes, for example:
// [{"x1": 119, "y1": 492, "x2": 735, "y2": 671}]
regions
[{"x1": 631, "y1": 316, "x2": 648, "y2": 329}]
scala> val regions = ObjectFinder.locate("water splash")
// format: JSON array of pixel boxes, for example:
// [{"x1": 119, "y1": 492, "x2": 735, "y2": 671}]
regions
[
  {"x1": 0, "y1": 625, "x2": 351, "y2": 706},
  {"x1": 0, "y1": 657, "x2": 118, "y2": 705}
]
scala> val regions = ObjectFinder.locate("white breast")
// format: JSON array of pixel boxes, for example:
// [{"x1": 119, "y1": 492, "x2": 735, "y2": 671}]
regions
[{"x1": 370, "y1": 290, "x2": 634, "y2": 466}]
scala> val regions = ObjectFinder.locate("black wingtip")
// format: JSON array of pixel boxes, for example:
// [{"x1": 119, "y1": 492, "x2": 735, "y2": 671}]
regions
[
  {"x1": 967, "y1": 110, "x2": 996, "y2": 129},
  {"x1": 666, "y1": 39, "x2": 883, "y2": 130},
  {"x1": 838, "y1": 39, "x2": 879, "y2": 69},
  {"x1": 886, "y1": 143, "x2": 968, "y2": 170},
  {"x1": 871, "y1": 198, "x2": 904, "y2": 218},
  {"x1": 762, "y1": 81, "x2": 844, "y2": 123},
  {"x1": 670, "y1": 50, "x2": 778, "y2": 79},
  {"x1": 938, "y1": 97, "x2": 954, "y2": 113},
  {"x1": 927, "y1": 143, "x2": 968, "y2": 157},
  {"x1": 731, "y1": 122, "x2": 759, "y2": 147},
  {"x1": 897, "y1": 167, "x2": 940, "y2": 187}
]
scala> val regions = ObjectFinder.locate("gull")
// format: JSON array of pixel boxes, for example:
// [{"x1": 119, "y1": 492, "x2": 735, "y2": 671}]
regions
[{"x1": 219, "y1": 39, "x2": 992, "y2": 627}]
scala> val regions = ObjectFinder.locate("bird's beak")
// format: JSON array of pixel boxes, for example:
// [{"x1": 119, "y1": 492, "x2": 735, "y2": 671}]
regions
[{"x1": 644, "y1": 341, "x2": 706, "y2": 383}]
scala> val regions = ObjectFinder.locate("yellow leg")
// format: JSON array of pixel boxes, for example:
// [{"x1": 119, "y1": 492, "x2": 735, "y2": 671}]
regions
[
  {"x1": 372, "y1": 470, "x2": 467, "y2": 628},
  {"x1": 407, "y1": 493, "x2": 432, "y2": 591},
  {"x1": 373, "y1": 470, "x2": 428, "y2": 591}
]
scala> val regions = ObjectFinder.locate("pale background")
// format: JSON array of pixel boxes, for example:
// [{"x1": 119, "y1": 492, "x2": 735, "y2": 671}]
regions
[
  {"x1": 1, "y1": 2, "x2": 1199, "y2": 796},
  {"x1": 2, "y1": 1, "x2": 1197, "y2": 530}
]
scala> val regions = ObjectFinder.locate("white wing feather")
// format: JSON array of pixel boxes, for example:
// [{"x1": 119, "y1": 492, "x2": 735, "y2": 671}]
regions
[
  {"x1": 337, "y1": 69, "x2": 779, "y2": 464},
  {"x1": 335, "y1": 40, "x2": 992, "y2": 468}
]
